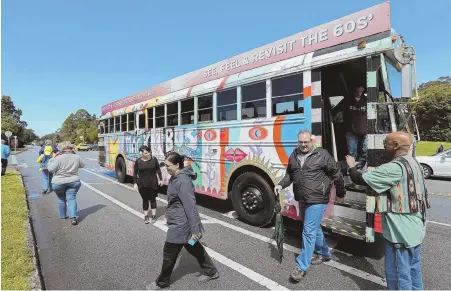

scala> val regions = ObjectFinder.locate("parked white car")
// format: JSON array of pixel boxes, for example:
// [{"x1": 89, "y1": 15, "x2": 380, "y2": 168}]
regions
[{"x1": 416, "y1": 149, "x2": 451, "y2": 179}]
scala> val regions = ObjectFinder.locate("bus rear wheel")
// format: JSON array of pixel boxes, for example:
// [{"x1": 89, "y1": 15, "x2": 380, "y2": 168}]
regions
[
  {"x1": 115, "y1": 157, "x2": 126, "y2": 183},
  {"x1": 231, "y1": 172, "x2": 275, "y2": 227}
]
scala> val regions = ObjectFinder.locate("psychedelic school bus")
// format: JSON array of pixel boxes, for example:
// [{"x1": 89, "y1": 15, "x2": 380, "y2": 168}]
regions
[{"x1": 98, "y1": 2, "x2": 419, "y2": 242}]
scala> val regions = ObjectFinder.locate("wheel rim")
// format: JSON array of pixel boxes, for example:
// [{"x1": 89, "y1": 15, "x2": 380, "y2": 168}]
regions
[
  {"x1": 241, "y1": 186, "x2": 264, "y2": 214},
  {"x1": 422, "y1": 166, "x2": 429, "y2": 177}
]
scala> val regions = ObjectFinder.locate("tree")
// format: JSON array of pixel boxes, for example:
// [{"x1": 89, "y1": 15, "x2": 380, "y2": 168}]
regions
[
  {"x1": 1, "y1": 95, "x2": 38, "y2": 144},
  {"x1": 413, "y1": 76, "x2": 451, "y2": 142},
  {"x1": 22, "y1": 129, "x2": 38, "y2": 144},
  {"x1": 58, "y1": 109, "x2": 98, "y2": 143}
]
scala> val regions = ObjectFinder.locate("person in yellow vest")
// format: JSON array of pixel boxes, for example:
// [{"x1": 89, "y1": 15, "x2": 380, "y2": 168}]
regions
[
  {"x1": 346, "y1": 132, "x2": 430, "y2": 290},
  {"x1": 37, "y1": 140, "x2": 57, "y2": 194}
]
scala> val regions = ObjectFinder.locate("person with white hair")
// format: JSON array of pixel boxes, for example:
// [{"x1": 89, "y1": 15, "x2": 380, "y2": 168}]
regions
[
  {"x1": 47, "y1": 141, "x2": 85, "y2": 225},
  {"x1": 1, "y1": 139, "x2": 11, "y2": 176}
]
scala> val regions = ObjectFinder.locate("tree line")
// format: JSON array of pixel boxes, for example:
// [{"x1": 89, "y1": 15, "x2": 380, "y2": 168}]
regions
[{"x1": 1, "y1": 95, "x2": 38, "y2": 146}]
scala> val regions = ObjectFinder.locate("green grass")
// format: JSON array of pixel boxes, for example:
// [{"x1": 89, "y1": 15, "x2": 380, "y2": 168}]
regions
[
  {"x1": 416, "y1": 141, "x2": 451, "y2": 156},
  {"x1": 1, "y1": 170, "x2": 33, "y2": 290}
]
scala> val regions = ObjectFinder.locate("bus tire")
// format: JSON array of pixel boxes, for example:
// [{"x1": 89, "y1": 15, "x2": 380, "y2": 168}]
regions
[
  {"x1": 115, "y1": 157, "x2": 127, "y2": 183},
  {"x1": 231, "y1": 172, "x2": 275, "y2": 227}
]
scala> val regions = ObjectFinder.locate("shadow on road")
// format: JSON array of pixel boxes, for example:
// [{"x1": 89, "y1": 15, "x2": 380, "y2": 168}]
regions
[{"x1": 77, "y1": 204, "x2": 107, "y2": 223}]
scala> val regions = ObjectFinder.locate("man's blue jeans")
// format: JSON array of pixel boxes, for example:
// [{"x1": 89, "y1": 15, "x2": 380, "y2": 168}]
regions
[
  {"x1": 384, "y1": 240, "x2": 424, "y2": 290},
  {"x1": 296, "y1": 203, "x2": 331, "y2": 272},
  {"x1": 52, "y1": 181, "x2": 81, "y2": 219},
  {"x1": 42, "y1": 169, "x2": 53, "y2": 191},
  {"x1": 346, "y1": 132, "x2": 368, "y2": 165}
]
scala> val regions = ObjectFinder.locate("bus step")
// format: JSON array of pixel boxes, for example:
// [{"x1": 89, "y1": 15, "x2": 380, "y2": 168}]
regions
[
  {"x1": 321, "y1": 216, "x2": 366, "y2": 240},
  {"x1": 345, "y1": 183, "x2": 367, "y2": 193},
  {"x1": 334, "y1": 199, "x2": 366, "y2": 212}
]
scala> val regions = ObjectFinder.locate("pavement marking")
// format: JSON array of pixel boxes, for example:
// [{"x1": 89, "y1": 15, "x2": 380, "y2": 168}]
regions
[
  {"x1": 83, "y1": 158, "x2": 98, "y2": 161},
  {"x1": 11, "y1": 155, "x2": 18, "y2": 165},
  {"x1": 81, "y1": 181, "x2": 289, "y2": 291},
  {"x1": 82, "y1": 168, "x2": 387, "y2": 287},
  {"x1": 428, "y1": 221, "x2": 451, "y2": 227},
  {"x1": 430, "y1": 193, "x2": 451, "y2": 198}
]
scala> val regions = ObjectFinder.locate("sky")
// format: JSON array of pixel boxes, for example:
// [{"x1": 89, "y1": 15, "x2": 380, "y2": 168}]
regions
[{"x1": 2, "y1": 0, "x2": 450, "y2": 137}]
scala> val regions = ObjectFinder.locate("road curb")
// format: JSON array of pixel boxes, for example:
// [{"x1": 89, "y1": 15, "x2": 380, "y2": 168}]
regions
[{"x1": 18, "y1": 168, "x2": 46, "y2": 290}]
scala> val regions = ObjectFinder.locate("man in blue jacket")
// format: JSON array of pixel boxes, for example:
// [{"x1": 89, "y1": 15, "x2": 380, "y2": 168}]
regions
[{"x1": 1, "y1": 139, "x2": 12, "y2": 176}]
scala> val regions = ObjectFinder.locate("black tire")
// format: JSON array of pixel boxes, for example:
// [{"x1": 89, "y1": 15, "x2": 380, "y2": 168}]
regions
[
  {"x1": 231, "y1": 172, "x2": 275, "y2": 227},
  {"x1": 421, "y1": 164, "x2": 432, "y2": 179},
  {"x1": 115, "y1": 157, "x2": 127, "y2": 183}
]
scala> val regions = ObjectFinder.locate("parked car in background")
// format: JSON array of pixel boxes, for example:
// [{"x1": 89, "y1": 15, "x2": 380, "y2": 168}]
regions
[
  {"x1": 416, "y1": 149, "x2": 451, "y2": 179},
  {"x1": 74, "y1": 144, "x2": 89, "y2": 151}
]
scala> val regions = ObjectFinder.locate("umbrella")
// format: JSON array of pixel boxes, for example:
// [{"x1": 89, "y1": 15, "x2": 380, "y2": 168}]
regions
[{"x1": 274, "y1": 191, "x2": 285, "y2": 262}]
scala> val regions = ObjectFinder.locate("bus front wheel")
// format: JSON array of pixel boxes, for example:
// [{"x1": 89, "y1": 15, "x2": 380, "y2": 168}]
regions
[
  {"x1": 115, "y1": 157, "x2": 126, "y2": 183},
  {"x1": 231, "y1": 172, "x2": 275, "y2": 227}
]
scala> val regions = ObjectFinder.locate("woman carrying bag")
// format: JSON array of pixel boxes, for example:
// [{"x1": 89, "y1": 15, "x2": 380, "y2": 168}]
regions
[
  {"x1": 133, "y1": 145, "x2": 163, "y2": 224},
  {"x1": 148, "y1": 152, "x2": 219, "y2": 290}
]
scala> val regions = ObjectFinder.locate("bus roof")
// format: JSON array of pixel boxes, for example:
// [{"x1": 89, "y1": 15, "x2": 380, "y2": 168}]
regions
[{"x1": 101, "y1": 2, "x2": 391, "y2": 115}]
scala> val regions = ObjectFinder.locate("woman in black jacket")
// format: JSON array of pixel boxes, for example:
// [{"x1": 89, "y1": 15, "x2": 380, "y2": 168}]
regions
[
  {"x1": 148, "y1": 152, "x2": 219, "y2": 290},
  {"x1": 133, "y1": 145, "x2": 163, "y2": 224}
]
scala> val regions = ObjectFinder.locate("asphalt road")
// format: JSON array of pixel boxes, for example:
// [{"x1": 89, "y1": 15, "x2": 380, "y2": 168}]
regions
[{"x1": 12, "y1": 146, "x2": 451, "y2": 290}]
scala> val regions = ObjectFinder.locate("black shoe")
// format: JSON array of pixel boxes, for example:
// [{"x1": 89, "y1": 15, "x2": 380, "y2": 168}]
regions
[
  {"x1": 71, "y1": 218, "x2": 78, "y2": 225},
  {"x1": 42, "y1": 189, "x2": 48, "y2": 194},
  {"x1": 146, "y1": 282, "x2": 167, "y2": 290},
  {"x1": 290, "y1": 268, "x2": 306, "y2": 282},
  {"x1": 198, "y1": 271, "x2": 220, "y2": 283},
  {"x1": 144, "y1": 215, "x2": 150, "y2": 224},
  {"x1": 311, "y1": 254, "x2": 331, "y2": 265}
]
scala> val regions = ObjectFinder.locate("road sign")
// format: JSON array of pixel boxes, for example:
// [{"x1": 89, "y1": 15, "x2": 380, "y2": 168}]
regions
[{"x1": 5, "y1": 131, "x2": 12, "y2": 138}]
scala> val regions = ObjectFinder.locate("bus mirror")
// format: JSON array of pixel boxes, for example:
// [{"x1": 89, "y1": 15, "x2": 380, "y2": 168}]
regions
[{"x1": 401, "y1": 63, "x2": 412, "y2": 98}]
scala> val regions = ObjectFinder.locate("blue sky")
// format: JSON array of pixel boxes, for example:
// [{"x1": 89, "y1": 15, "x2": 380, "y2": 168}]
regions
[{"x1": 2, "y1": 0, "x2": 450, "y2": 136}]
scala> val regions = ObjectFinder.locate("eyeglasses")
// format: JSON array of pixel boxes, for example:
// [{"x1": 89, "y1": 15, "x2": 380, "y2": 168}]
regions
[{"x1": 298, "y1": 141, "x2": 311, "y2": 145}]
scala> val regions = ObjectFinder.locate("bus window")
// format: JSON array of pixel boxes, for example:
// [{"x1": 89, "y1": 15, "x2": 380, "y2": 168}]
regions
[
  {"x1": 138, "y1": 112, "x2": 146, "y2": 129},
  {"x1": 147, "y1": 108, "x2": 154, "y2": 129},
  {"x1": 114, "y1": 116, "x2": 120, "y2": 132},
  {"x1": 104, "y1": 120, "x2": 109, "y2": 134},
  {"x1": 108, "y1": 118, "x2": 114, "y2": 133},
  {"x1": 155, "y1": 105, "x2": 165, "y2": 128},
  {"x1": 217, "y1": 88, "x2": 237, "y2": 121},
  {"x1": 128, "y1": 112, "x2": 135, "y2": 131},
  {"x1": 121, "y1": 115, "x2": 127, "y2": 131},
  {"x1": 272, "y1": 73, "x2": 304, "y2": 116},
  {"x1": 181, "y1": 98, "x2": 195, "y2": 125},
  {"x1": 241, "y1": 81, "x2": 266, "y2": 119},
  {"x1": 167, "y1": 102, "x2": 179, "y2": 127},
  {"x1": 198, "y1": 95, "x2": 213, "y2": 123}
]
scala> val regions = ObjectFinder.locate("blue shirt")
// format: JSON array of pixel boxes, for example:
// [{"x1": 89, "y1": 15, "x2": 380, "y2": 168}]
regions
[{"x1": 1, "y1": 144, "x2": 11, "y2": 159}]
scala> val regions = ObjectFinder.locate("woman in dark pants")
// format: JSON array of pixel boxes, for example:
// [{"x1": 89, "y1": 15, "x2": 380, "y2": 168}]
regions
[
  {"x1": 148, "y1": 152, "x2": 219, "y2": 290},
  {"x1": 133, "y1": 145, "x2": 163, "y2": 224}
]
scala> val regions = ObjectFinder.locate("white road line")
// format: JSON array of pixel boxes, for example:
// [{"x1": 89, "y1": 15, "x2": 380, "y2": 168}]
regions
[
  {"x1": 84, "y1": 158, "x2": 98, "y2": 161},
  {"x1": 81, "y1": 168, "x2": 387, "y2": 287},
  {"x1": 428, "y1": 220, "x2": 451, "y2": 227},
  {"x1": 80, "y1": 181, "x2": 289, "y2": 291}
]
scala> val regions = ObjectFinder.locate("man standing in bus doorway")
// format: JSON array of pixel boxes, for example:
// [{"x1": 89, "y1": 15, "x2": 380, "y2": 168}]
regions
[
  {"x1": 274, "y1": 130, "x2": 346, "y2": 282},
  {"x1": 332, "y1": 85, "x2": 368, "y2": 170},
  {"x1": 346, "y1": 131, "x2": 430, "y2": 290}
]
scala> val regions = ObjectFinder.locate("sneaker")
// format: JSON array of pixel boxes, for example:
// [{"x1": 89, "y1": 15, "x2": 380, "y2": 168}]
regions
[
  {"x1": 144, "y1": 215, "x2": 150, "y2": 224},
  {"x1": 71, "y1": 218, "x2": 78, "y2": 225},
  {"x1": 146, "y1": 282, "x2": 167, "y2": 290},
  {"x1": 311, "y1": 254, "x2": 331, "y2": 265},
  {"x1": 60, "y1": 216, "x2": 68, "y2": 219},
  {"x1": 42, "y1": 189, "x2": 48, "y2": 194},
  {"x1": 198, "y1": 271, "x2": 220, "y2": 283},
  {"x1": 290, "y1": 268, "x2": 306, "y2": 282},
  {"x1": 150, "y1": 215, "x2": 157, "y2": 222}
]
